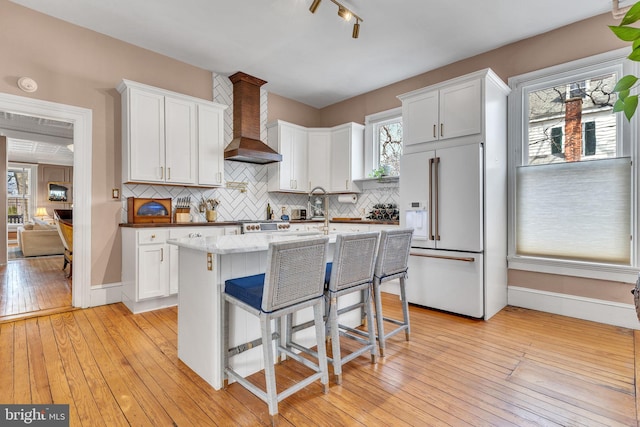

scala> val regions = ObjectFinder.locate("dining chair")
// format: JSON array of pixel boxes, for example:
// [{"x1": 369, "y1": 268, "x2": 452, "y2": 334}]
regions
[
  {"x1": 372, "y1": 228, "x2": 413, "y2": 357},
  {"x1": 286, "y1": 232, "x2": 380, "y2": 384},
  {"x1": 222, "y1": 236, "x2": 330, "y2": 426}
]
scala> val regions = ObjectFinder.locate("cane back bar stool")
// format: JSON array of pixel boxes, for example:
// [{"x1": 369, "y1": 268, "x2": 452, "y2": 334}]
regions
[
  {"x1": 287, "y1": 232, "x2": 380, "y2": 384},
  {"x1": 222, "y1": 237, "x2": 330, "y2": 425},
  {"x1": 372, "y1": 228, "x2": 413, "y2": 357}
]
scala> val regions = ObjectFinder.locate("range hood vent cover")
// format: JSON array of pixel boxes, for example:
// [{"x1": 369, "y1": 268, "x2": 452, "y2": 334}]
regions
[{"x1": 224, "y1": 72, "x2": 282, "y2": 164}]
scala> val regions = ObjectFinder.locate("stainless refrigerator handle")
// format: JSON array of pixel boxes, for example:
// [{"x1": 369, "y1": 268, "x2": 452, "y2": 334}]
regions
[
  {"x1": 428, "y1": 158, "x2": 434, "y2": 240},
  {"x1": 435, "y1": 156, "x2": 441, "y2": 241}
]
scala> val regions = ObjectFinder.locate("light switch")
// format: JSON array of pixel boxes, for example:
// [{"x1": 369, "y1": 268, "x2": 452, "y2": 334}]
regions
[{"x1": 112, "y1": 188, "x2": 120, "y2": 199}]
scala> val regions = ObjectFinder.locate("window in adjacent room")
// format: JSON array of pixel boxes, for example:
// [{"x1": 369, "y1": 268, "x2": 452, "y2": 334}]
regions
[{"x1": 508, "y1": 50, "x2": 636, "y2": 275}]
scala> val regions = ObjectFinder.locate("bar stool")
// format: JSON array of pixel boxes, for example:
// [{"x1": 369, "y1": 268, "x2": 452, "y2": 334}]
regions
[
  {"x1": 372, "y1": 228, "x2": 413, "y2": 357},
  {"x1": 287, "y1": 232, "x2": 380, "y2": 384},
  {"x1": 222, "y1": 237, "x2": 330, "y2": 426}
]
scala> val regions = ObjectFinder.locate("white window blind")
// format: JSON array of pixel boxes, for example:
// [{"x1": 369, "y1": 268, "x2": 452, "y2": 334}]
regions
[{"x1": 516, "y1": 157, "x2": 631, "y2": 264}]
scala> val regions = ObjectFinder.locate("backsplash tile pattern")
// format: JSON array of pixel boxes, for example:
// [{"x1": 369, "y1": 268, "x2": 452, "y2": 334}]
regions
[{"x1": 121, "y1": 72, "x2": 398, "y2": 223}]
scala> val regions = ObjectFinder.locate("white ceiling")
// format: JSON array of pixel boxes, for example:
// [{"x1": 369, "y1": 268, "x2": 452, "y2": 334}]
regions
[
  {"x1": 0, "y1": 112, "x2": 74, "y2": 166},
  {"x1": 9, "y1": 0, "x2": 622, "y2": 108}
]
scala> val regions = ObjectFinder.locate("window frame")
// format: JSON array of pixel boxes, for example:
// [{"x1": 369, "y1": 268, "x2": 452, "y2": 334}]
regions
[
  {"x1": 507, "y1": 48, "x2": 639, "y2": 282},
  {"x1": 364, "y1": 107, "x2": 402, "y2": 176}
]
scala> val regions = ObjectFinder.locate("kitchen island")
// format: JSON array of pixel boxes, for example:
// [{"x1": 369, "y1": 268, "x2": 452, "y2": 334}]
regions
[{"x1": 168, "y1": 232, "x2": 362, "y2": 390}]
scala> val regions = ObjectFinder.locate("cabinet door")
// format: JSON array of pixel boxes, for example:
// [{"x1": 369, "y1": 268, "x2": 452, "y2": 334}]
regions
[
  {"x1": 330, "y1": 127, "x2": 351, "y2": 192},
  {"x1": 439, "y1": 79, "x2": 482, "y2": 140},
  {"x1": 278, "y1": 125, "x2": 296, "y2": 191},
  {"x1": 307, "y1": 130, "x2": 330, "y2": 190},
  {"x1": 291, "y1": 127, "x2": 308, "y2": 192},
  {"x1": 403, "y1": 90, "x2": 439, "y2": 146},
  {"x1": 435, "y1": 143, "x2": 483, "y2": 252},
  {"x1": 129, "y1": 90, "x2": 165, "y2": 182},
  {"x1": 138, "y1": 244, "x2": 168, "y2": 299},
  {"x1": 197, "y1": 104, "x2": 225, "y2": 186},
  {"x1": 165, "y1": 97, "x2": 197, "y2": 184}
]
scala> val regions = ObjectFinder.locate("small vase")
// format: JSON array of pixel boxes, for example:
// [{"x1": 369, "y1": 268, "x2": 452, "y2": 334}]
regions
[{"x1": 206, "y1": 210, "x2": 217, "y2": 222}]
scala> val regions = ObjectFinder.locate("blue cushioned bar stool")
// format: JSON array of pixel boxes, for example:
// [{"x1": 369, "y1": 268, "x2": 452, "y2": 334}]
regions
[
  {"x1": 222, "y1": 237, "x2": 330, "y2": 426},
  {"x1": 287, "y1": 232, "x2": 380, "y2": 384},
  {"x1": 372, "y1": 228, "x2": 413, "y2": 357}
]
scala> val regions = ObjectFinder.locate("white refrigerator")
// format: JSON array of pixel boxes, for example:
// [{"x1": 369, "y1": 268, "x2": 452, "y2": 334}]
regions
[{"x1": 400, "y1": 141, "x2": 507, "y2": 319}]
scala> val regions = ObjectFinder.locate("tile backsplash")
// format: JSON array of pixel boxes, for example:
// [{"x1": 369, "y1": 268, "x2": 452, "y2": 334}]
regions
[{"x1": 120, "y1": 73, "x2": 398, "y2": 223}]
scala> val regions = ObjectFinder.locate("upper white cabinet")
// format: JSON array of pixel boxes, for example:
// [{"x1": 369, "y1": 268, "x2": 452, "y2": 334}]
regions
[
  {"x1": 400, "y1": 73, "x2": 482, "y2": 146},
  {"x1": 267, "y1": 121, "x2": 309, "y2": 193},
  {"x1": 307, "y1": 129, "x2": 331, "y2": 190},
  {"x1": 197, "y1": 104, "x2": 226, "y2": 186},
  {"x1": 267, "y1": 120, "x2": 364, "y2": 194},
  {"x1": 118, "y1": 80, "x2": 227, "y2": 187},
  {"x1": 329, "y1": 123, "x2": 364, "y2": 193}
]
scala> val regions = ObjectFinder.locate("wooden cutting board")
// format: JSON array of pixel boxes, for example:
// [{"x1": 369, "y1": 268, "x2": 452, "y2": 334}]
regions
[{"x1": 332, "y1": 217, "x2": 362, "y2": 221}]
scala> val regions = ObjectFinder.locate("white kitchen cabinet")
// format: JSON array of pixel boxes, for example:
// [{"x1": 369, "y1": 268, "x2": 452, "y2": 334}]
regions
[
  {"x1": 329, "y1": 122, "x2": 364, "y2": 193},
  {"x1": 164, "y1": 97, "x2": 197, "y2": 184},
  {"x1": 400, "y1": 74, "x2": 482, "y2": 146},
  {"x1": 122, "y1": 225, "x2": 239, "y2": 313},
  {"x1": 307, "y1": 129, "x2": 331, "y2": 190},
  {"x1": 197, "y1": 103, "x2": 226, "y2": 186},
  {"x1": 267, "y1": 121, "x2": 309, "y2": 193},
  {"x1": 118, "y1": 79, "x2": 227, "y2": 187}
]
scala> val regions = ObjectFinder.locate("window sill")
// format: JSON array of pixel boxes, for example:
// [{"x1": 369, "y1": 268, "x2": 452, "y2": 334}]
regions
[
  {"x1": 353, "y1": 176, "x2": 399, "y2": 191},
  {"x1": 507, "y1": 255, "x2": 638, "y2": 283}
]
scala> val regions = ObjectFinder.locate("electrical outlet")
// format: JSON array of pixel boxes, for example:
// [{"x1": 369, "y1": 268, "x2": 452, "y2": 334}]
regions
[{"x1": 112, "y1": 188, "x2": 120, "y2": 199}]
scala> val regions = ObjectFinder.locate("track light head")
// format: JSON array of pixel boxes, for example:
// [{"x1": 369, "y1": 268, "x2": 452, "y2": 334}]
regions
[
  {"x1": 352, "y1": 20, "x2": 360, "y2": 38},
  {"x1": 337, "y1": 6, "x2": 352, "y2": 21},
  {"x1": 309, "y1": 0, "x2": 321, "y2": 14}
]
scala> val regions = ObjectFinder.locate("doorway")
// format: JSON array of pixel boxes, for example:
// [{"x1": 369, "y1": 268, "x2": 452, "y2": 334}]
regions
[{"x1": 0, "y1": 92, "x2": 92, "y2": 314}]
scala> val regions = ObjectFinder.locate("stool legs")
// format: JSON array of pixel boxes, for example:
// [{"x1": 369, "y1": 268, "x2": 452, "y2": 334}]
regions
[
  {"x1": 261, "y1": 316, "x2": 279, "y2": 424},
  {"x1": 373, "y1": 276, "x2": 411, "y2": 357}
]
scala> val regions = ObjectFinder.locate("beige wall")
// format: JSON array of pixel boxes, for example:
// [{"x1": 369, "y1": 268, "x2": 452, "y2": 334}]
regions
[
  {"x1": 267, "y1": 93, "x2": 320, "y2": 127},
  {"x1": 0, "y1": 0, "x2": 213, "y2": 285}
]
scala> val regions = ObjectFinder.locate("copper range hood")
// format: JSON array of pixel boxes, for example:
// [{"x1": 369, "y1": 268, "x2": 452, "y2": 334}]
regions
[{"x1": 223, "y1": 72, "x2": 282, "y2": 164}]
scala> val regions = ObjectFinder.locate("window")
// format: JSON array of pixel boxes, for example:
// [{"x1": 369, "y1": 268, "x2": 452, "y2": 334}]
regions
[
  {"x1": 364, "y1": 107, "x2": 403, "y2": 177},
  {"x1": 7, "y1": 164, "x2": 34, "y2": 225},
  {"x1": 375, "y1": 118, "x2": 402, "y2": 176},
  {"x1": 508, "y1": 49, "x2": 637, "y2": 279}
]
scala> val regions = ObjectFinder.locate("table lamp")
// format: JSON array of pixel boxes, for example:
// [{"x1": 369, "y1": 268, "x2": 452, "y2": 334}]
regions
[{"x1": 35, "y1": 207, "x2": 48, "y2": 219}]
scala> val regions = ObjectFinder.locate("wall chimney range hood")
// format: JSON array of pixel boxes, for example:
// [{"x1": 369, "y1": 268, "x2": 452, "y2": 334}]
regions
[{"x1": 223, "y1": 72, "x2": 282, "y2": 164}]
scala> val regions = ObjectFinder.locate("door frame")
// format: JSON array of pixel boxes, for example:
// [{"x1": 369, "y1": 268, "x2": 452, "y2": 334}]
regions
[{"x1": 0, "y1": 92, "x2": 92, "y2": 308}]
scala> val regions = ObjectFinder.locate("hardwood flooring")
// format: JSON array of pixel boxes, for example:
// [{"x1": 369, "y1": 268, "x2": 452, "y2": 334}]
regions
[
  {"x1": 0, "y1": 255, "x2": 72, "y2": 322},
  {"x1": 0, "y1": 292, "x2": 637, "y2": 426}
]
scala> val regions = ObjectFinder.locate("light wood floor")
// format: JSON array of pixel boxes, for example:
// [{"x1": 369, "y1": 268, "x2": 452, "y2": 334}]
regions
[
  {"x1": 0, "y1": 255, "x2": 72, "y2": 321},
  {"x1": 0, "y1": 291, "x2": 638, "y2": 426}
]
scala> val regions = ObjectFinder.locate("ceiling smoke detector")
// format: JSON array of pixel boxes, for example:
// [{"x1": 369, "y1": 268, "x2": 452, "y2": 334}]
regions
[{"x1": 17, "y1": 77, "x2": 38, "y2": 93}]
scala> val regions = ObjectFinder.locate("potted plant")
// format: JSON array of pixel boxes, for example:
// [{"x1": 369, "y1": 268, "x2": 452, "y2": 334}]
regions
[{"x1": 609, "y1": 1, "x2": 640, "y2": 119}]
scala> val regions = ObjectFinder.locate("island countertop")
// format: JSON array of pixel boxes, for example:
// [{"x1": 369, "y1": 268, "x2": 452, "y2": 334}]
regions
[{"x1": 167, "y1": 232, "x2": 333, "y2": 255}]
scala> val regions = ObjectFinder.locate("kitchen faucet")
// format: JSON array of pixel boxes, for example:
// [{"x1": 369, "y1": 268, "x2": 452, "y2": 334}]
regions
[{"x1": 309, "y1": 186, "x2": 329, "y2": 235}]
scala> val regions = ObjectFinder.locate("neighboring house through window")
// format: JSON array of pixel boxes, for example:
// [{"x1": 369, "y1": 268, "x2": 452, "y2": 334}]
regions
[{"x1": 508, "y1": 48, "x2": 637, "y2": 281}]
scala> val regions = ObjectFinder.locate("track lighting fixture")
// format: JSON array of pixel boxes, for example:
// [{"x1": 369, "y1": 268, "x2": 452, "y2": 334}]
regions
[
  {"x1": 309, "y1": 0, "x2": 321, "y2": 14},
  {"x1": 309, "y1": 0, "x2": 363, "y2": 38},
  {"x1": 352, "y1": 18, "x2": 360, "y2": 39},
  {"x1": 337, "y1": 6, "x2": 352, "y2": 21}
]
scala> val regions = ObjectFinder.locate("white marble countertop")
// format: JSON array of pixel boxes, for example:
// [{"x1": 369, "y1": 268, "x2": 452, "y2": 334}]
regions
[{"x1": 167, "y1": 231, "x2": 336, "y2": 255}]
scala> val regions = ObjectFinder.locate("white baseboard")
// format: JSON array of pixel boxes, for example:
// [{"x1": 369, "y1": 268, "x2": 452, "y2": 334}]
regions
[
  {"x1": 90, "y1": 282, "x2": 122, "y2": 307},
  {"x1": 508, "y1": 286, "x2": 639, "y2": 330}
]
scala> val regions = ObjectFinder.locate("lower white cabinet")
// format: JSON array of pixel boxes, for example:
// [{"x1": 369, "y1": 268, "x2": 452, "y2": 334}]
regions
[{"x1": 122, "y1": 225, "x2": 239, "y2": 313}]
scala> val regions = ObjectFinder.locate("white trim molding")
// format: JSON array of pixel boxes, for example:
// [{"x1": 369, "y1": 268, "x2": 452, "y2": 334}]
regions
[
  {"x1": 0, "y1": 92, "x2": 92, "y2": 308},
  {"x1": 508, "y1": 286, "x2": 639, "y2": 329}
]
